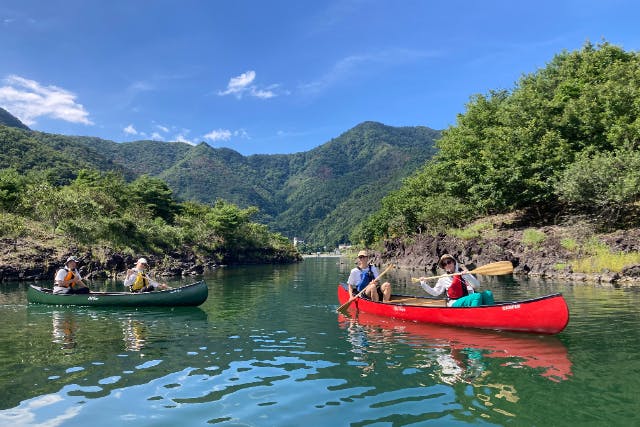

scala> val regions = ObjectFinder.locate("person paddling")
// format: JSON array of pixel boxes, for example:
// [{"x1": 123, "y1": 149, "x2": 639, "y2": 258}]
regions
[
  {"x1": 53, "y1": 256, "x2": 90, "y2": 294},
  {"x1": 346, "y1": 250, "x2": 392, "y2": 302},
  {"x1": 124, "y1": 258, "x2": 170, "y2": 293},
  {"x1": 417, "y1": 254, "x2": 494, "y2": 307}
]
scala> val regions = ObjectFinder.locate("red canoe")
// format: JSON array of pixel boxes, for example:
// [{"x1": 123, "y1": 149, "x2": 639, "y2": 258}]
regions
[{"x1": 337, "y1": 284, "x2": 569, "y2": 334}]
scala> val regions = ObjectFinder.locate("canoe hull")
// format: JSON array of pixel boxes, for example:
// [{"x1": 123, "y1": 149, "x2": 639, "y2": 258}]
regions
[
  {"x1": 337, "y1": 284, "x2": 569, "y2": 334},
  {"x1": 28, "y1": 281, "x2": 208, "y2": 307}
]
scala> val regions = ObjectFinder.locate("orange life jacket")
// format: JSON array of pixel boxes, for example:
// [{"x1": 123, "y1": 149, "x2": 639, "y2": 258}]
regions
[{"x1": 61, "y1": 268, "x2": 77, "y2": 288}]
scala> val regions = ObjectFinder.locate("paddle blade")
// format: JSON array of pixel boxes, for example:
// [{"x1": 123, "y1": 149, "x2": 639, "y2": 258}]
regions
[
  {"x1": 470, "y1": 261, "x2": 514, "y2": 276},
  {"x1": 336, "y1": 297, "x2": 354, "y2": 313}
]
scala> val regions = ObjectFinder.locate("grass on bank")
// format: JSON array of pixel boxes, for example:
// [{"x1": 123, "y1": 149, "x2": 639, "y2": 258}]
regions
[{"x1": 569, "y1": 246, "x2": 640, "y2": 274}]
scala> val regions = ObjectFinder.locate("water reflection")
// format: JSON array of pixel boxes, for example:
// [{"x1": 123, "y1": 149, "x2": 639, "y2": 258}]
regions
[
  {"x1": 339, "y1": 311, "x2": 572, "y2": 383},
  {"x1": 51, "y1": 311, "x2": 78, "y2": 351},
  {"x1": 122, "y1": 318, "x2": 148, "y2": 351}
]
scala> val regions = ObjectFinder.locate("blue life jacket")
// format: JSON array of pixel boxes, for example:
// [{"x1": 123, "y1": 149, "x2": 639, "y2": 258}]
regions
[{"x1": 355, "y1": 265, "x2": 375, "y2": 292}]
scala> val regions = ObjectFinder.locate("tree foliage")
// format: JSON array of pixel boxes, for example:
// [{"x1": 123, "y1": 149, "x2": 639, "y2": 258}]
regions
[
  {"x1": 354, "y1": 41, "x2": 640, "y2": 243},
  {"x1": 0, "y1": 168, "x2": 300, "y2": 264}
]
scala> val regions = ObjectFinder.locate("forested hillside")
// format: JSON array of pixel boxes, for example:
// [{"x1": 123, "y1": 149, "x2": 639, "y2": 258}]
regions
[
  {"x1": 358, "y1": 42, "x2": 640, "y2": 245},
  {"x1": 0, "y1": 119, "x2": 440, "y2": 249},
  {"x1": 0, "y1": 108, "x2": 30, "y2": 130}
]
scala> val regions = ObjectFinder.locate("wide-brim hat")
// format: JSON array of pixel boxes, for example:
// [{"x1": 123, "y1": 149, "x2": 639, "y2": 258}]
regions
[{"x1": 439, "y1": 254, "x2": 456, "y2": 268}]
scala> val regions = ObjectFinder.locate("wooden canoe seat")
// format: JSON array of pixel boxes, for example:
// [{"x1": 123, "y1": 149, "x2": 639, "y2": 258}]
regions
[{"x1": 389, "y1": 296, "x2": 446, "y2": 307}]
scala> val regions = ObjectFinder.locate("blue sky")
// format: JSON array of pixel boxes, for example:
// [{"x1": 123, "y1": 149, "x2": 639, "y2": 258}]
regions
[{"x1": 1, "y1": 1, "x2": 639, "y2": 155}]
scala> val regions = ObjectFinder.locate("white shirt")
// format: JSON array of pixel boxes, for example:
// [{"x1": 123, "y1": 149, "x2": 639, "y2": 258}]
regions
[
  {"x1": 53, "y1": 267, "x2": 82, "y2": 294},
  {"x1": 347, "y1": 264, "x2": 380, "y2": 292}
]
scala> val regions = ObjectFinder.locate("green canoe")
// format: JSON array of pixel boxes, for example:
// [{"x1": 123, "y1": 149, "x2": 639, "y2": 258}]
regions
[{"x1": 27, "y1": 281, "x2": 208, "y2": 307}]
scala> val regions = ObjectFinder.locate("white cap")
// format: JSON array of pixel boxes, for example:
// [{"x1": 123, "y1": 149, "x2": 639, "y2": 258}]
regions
[{"x1": 137, "y1": 258, "x2": 148, "y2": 265}]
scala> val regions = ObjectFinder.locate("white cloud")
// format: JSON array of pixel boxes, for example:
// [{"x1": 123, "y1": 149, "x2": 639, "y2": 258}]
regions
[
  {"x1": 123, "y1": 124, "x2": 137, "y2": 135},
  {"x1": 156, "y1": 124, "x2": 169, "y2": 133},
  {"x1": 218, "y1": 70, "x2": 283, "y2": 99},
  {"x1": 0, "y1": 75, "x2": 93, "y2": 126},
  {"x1": 204, "y1": 128, "x2": 249, "y2": 142},
  {"x1": 204, "y1": 129, "x2": 232, "y2": 141},
  {"x1": 174, "y1": 129, "x2": 197, "y2": 145},
  {"x1": 151, "y1": 132, "x2": 164, "y2": 140}
]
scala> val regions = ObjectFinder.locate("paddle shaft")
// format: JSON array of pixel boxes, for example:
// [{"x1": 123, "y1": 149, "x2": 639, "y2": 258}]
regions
[
  {"x1": 412, "y1": 261, "x2": 513, "y2": 282},
  {"x1": 337, "y1": 264, "x2": 394, "y2": 312}
]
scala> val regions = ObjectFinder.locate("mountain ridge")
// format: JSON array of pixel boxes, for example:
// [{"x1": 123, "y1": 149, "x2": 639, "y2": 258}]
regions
[{"x1": 0, "y1": 109, "x2": 441, "y2": 247}]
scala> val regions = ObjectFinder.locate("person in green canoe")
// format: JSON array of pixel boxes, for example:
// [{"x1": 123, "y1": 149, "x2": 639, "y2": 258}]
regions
[
  {"x1": 124, "y1": 258, "x2": 170, "y2": 293},
  {"x1": 53, "y1": 256, "x2": 90, "y2": 294}
]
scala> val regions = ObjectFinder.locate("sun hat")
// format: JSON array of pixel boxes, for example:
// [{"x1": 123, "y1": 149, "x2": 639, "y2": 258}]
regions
[
  {"x1": 357, "y1": 250, "x2": 368, "y2": 258},
  {"x1": 65, "y1": 256, "x2": 80, "y2": 265},
  {"x1": 137, "y1": 258, "x2": 148, "y2": 265},
  {"x1": 439, "y1": 254, "x2": 456, "y2": 268}
]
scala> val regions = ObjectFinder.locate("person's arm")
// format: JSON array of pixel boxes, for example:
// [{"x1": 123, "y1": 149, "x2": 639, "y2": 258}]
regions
[
  {"x1": 123, "y1": 270, "x2": 136, "y2": 287},
  {"x1": 418, "y1": 277, "x2": 447, "y2": 297},
  {"x1": 72, "y1": 271, "x2": 88, "y2": 288},
  {"x1": 145, "y1": 274, "x2": 169, "y2": 289},
  {"x1": 346, "y1": 270, "x2": 359, "y2": 295},
  {"x1": 54, "y1": 269, "x2": 67, "y2": 286},
  {"x1": 461, "y1": 271, "x2": 480, "y2": 288},
  {"x1": 370, "y1": 266, "x2": 381, "y2": 282}
]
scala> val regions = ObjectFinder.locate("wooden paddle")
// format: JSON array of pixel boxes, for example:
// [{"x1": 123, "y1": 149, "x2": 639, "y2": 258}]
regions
[
  {"x1": 410, "y1": 260, "x2": 513, "y2": 282},
  {"x1": 337, "y1": 264, "x2": 395, "y2": 313}
]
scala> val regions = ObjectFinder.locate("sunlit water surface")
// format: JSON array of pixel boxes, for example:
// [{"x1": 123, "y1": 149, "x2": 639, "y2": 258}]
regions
[{"x1": 1, "y1": 257, "x2": 639, "y2": 426}]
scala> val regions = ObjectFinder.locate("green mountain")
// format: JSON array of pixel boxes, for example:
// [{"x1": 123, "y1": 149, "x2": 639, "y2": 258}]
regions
[
  {"x1": 0, "y1": 107, "x2": 30, "y2": 130},
  {"x1": 0, "y1": 108, "x2": 440, "y2": 247}
]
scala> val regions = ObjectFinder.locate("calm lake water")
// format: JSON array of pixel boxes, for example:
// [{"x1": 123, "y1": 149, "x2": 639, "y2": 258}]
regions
[{"x1": 1, "y1": 257, "x2": 639, "y2": 426}]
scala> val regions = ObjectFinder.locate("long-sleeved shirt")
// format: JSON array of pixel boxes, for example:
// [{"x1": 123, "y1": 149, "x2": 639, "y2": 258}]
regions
[{"x1": 418, "y1": 262, "x2": 480, "y2": 307}]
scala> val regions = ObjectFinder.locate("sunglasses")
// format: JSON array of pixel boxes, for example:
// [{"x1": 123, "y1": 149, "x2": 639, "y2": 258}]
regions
[{"x1": 358, "y1": 255, "x2": 367, "y2": 259}]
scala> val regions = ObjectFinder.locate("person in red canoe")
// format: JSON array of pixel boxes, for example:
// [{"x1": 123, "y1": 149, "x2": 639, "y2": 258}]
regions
[
  {"x1": 417, "y1": 254, "x2": 494, "y2": 307},
  {"x1": 347, "y1": 250, "x2": 392, "y2": 302}
]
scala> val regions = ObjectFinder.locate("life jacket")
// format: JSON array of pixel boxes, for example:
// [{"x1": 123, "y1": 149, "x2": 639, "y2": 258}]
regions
[
  {"x1": 131, "y1": 271, "x2": 149, "y2": 292},
  {"x1": 60, "y1": 267, "x2": 77, "y2": 288},
  {"x1": 447, "y1": 275, "x2": 470, "y2": 300},
  {"x1": 355, "y1": 265, "x2": 375, "y2": 292}
]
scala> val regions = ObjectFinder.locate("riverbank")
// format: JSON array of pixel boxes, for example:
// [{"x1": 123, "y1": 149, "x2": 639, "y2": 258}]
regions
[
  {"x1": 374, "y1": 214, "x2": 640, "y2": 286},
  {"x1": 3, "y1": 212, "x2": 640, "y2": 285},
  {"x1": 0, "y1": 236, "x2": 302, "y2": 282}
]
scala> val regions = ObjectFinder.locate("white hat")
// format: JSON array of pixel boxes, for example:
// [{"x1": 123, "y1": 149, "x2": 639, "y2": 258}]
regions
[
  {"x1": 137, "y1": 258, "x2": 148, "y2": 265},
  {"x1": 357, "y1": 250, "x2": 368, "y2": 258},
  {"x1": 65, "y1": 256, "x2": 80, "y2": 265}
]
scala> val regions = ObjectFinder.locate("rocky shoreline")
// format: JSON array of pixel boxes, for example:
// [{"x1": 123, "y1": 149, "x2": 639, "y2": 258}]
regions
[
  {"x1": 3, "y1": 221, "x2": 640, "y2": 286},
  {"x1": 374, "y1": 224, "x2": 640, "y2": 286},
  {"x1": 0, "y1": 243, "x2": 215, "y2": 283}
]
